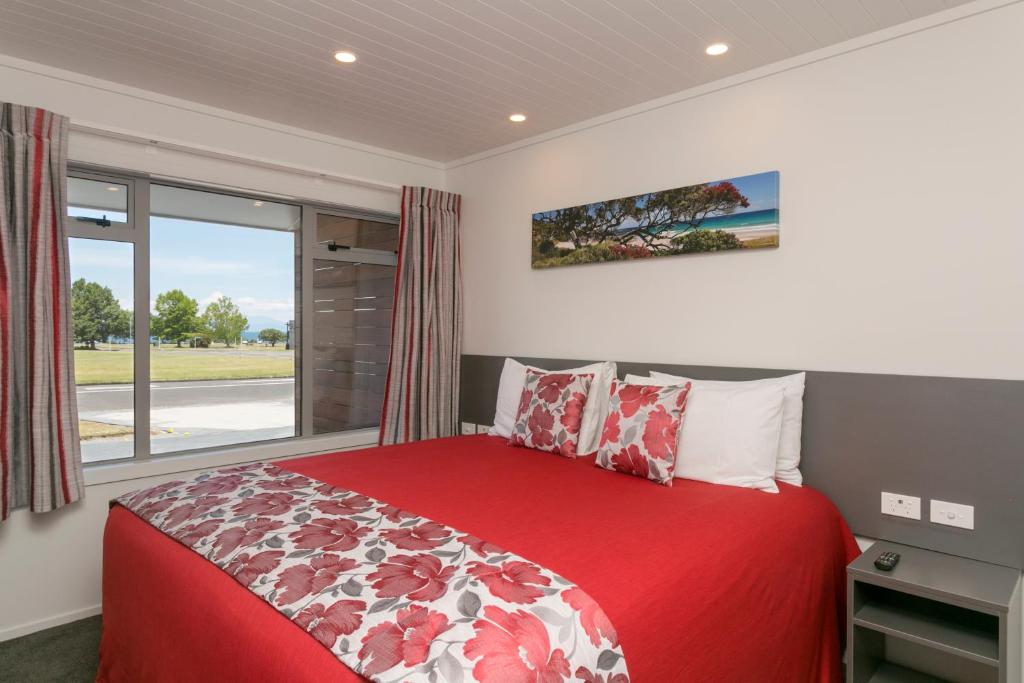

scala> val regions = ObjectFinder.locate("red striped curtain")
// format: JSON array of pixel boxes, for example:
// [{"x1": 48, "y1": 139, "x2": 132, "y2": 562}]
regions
[
  {"x1": 380, "y1": 187, "x2": 462, "y2": 445},
  {"x1": 0, "y1": 103, "x2": 84, "y2": 521}
]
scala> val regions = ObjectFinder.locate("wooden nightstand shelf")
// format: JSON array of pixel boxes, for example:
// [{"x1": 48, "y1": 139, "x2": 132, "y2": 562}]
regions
[{"x1": 848, "y1": 542, "x2": 1021, "y2": 683}]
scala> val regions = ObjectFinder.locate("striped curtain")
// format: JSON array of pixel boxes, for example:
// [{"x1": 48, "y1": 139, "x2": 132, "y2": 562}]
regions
[
  {"x1": 380, "y1": 187, "x2": 462, "y2": 445},
  {"x1": 0, "y1": 103, "x2": 83, "y2": 521}
]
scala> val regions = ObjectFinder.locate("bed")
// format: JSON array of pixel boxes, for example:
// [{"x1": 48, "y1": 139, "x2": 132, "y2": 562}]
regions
[{"x1": 97, "y1": 434, "x2": 858, "y2": 682}]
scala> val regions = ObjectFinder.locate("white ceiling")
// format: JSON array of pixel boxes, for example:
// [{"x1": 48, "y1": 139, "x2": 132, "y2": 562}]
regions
[{"x1": 0, "y1": 0, "x2": 970, "y2": 162}]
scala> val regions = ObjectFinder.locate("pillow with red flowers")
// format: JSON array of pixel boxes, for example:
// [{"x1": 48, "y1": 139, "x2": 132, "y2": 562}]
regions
[
  {"x1": 595, "y1": 380, "x2": 692, "y2": 485},
  {"x1": 508, "y1": 370, "x2": 593, "y2": 458}
]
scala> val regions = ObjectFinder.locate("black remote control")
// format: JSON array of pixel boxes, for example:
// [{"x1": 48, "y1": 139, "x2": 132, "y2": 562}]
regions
[{"x1": 874, "y1": 551, "x2": 900, "y2": 571}]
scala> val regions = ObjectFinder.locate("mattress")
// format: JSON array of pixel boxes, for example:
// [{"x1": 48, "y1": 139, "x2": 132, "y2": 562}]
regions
[{"x1": 98, "y1": 434, "x2": 858, "y2": 682}]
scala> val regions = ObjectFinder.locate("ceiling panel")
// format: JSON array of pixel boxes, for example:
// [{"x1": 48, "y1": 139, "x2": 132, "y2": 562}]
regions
[
  {"x1": 767, "y1": 0, "x2": 848, "y2": 45},
  {"x1": 814, "y1": 0, "x2": 883, "y2": 37},
  {"x1": 0, "y1": 0, "x2": 971, "y2": 161},
  {"x1": 857, "y1": 0, "x2": 913, "y2": 27},
  {"x1": 732, "y1": 0, "x2": 821, "y2": 55},
  {"x1": 684, "y1": 0, "x2": 796, "y2": 63}
]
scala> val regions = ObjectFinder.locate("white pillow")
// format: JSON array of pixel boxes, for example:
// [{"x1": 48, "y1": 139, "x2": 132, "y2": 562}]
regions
[
  {"x1": 488, "y1": 358, "x2": 617, "y2": 455},
  {"x1": 623, "y1": 373, "x2": 661, "y2": 384},
  {"x1": 632, "y1": 373, "x2": 784, "y2": 493},
  {"x1": 651, "y1": 371, "x2": 806, "y2": 485}
]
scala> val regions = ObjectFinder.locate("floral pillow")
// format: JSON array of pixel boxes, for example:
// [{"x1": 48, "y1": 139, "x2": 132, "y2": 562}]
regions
[
  {"x1": 595, "y1": 380, "x2": 692, "y2": 485},
  {"x1": 508, "y1": 370, "x2": 594, "y2": 458}
]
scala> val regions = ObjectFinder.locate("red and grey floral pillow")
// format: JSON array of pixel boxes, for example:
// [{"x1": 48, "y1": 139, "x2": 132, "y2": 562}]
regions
[
  {"x1": 595, "y1": 380, "x2": 692, "y2": 485},
  {"x1": 508, "y1": 370, "x2": 593, "y2": 458}
]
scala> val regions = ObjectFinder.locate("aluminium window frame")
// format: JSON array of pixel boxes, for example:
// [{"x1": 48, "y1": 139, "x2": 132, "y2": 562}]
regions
[
  {"x1": 67, "y1": 162, "x2": 399, "y2": 466},
  {"x1": 66, "y1": 167, "x2": 150, "y2": 462},
  {"x1": 66, "y1": 172, "x2": 134, "y2": 232}
]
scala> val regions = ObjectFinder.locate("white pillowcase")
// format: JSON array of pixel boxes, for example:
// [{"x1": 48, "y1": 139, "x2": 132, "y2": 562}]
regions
[
  {"x1": 623, "y1": 374, "x2": 663, "y2": 384},
  {"x1": 651, "y1": 371, "x2": 806, "y2": 485},
  {"x1": 625, "y1": 373, "x2": 784, "y2": 493},
  {"x1": 489, "y1": 358, "x2": 617, "y2": 455}
]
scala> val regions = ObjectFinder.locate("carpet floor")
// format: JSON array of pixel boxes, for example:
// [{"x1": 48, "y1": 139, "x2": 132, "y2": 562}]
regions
[{"x1": 0, "y1": 615, "x2": 101, "y2": 682}]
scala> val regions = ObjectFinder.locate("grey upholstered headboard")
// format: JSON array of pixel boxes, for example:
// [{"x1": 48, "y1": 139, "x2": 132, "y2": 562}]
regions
[{"x1": 459, "y1": 354, "x2": 1024, "y2": 569}]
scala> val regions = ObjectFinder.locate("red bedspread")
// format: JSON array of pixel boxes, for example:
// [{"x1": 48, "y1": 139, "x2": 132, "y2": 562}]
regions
[{"x1": 99, "y1": 435, "x2": 858, "y2": 682}]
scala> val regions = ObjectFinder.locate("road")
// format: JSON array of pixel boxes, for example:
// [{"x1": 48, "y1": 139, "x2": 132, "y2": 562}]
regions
[
  {"x1": 77, "y1": 377, "x2": 295, "y2": 412},
  {"x1": 78, "y1": 377, "x2": 296, "y2": 462}
]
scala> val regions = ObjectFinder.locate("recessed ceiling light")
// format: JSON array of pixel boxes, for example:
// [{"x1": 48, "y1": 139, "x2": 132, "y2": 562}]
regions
[
  {"x1": 706, "y1": 43, "x2": 729, "y2": 56},
  {"x1": 333, "y1": 50, "x2": 357, "y2": 64},
  {"x1": 106, "y1": 186, "x2": 120, "y2": 192},
  {"x1": 509, "y1": 113, "x2": 527, "y2": 123},
  {"x1": 253, "y1": 201, "x2": 264, "y2": 207}
]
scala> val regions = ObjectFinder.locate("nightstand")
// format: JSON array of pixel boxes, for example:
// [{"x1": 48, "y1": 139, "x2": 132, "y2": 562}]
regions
[{"x1": 848, "y1": 542, "x2": 1021, "y2": 683}]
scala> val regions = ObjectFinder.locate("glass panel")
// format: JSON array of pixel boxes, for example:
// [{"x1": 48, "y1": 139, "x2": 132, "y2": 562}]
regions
[
  {"x1": 312, "y1": 260, "x2": 394, "y2": 434},
  {"x1": 68, "y1": 177, "x2": 129, "y2": 224},
  {"x1": 151, "y1": 184, "x2": 300, "y2": 232},
  {"x1": 68, "y1": 238, "x2": 135, "y2": 462},
  {"x1": 317, "y1": 214, "x2": 398, "y2": 252},
  {"x1": 149, "y1": 184, "x2": 297, "y2": 455}
]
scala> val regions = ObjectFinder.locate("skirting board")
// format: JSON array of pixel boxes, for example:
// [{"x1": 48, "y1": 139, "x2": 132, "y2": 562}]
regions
[
  {"x1": 460, "y1": 355, "x2": 1024, "y2": 570},
  {"x1": 0, "y1": 604, "x2": 101, "y2": 643}
]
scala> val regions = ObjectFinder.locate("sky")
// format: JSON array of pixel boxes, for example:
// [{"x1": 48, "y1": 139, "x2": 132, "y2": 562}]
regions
[
  {"x1": 535, "y1": 170, "x2": 780, "y2": 221},
  {"x1": 717, "y1": 170, "x2": 779, "y2": 213},
  {"x1": 68, "y1": 215, "x2": 295, "y2": 329}
]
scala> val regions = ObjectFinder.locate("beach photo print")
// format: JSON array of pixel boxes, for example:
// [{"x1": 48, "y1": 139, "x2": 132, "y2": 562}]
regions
[{"x1": 531, "y1": 171, "x2": 779, "y2": 269}]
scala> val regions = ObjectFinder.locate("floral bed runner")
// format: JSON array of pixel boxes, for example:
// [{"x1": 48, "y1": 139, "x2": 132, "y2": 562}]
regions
[{"x1": 116, "y1": 463, "x2": 630, "y2": 683}]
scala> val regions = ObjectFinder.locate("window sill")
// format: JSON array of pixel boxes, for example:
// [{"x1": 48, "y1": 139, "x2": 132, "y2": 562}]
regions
[{"x1": 83, "y1": 429, "x2": 379, "y2": 488}]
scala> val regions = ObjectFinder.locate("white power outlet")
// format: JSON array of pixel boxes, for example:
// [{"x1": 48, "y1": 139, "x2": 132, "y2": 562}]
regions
[
  {"x1": 930, "y1": 499, "x2": 974, "y2": 530},
  {"x1": 881, "y1": 492, "x2": 921, "y2": 520},
  {"x1": 460, "y1": 422, "x2": 477, "y2": 435}
]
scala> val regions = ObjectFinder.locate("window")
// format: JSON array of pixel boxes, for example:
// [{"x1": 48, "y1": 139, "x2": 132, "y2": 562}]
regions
[
  {"x1": 312, "y1": 261, "x2": 395, "y2": 433},
  {"x1": 68, "y1": 176, "x2": 130, "y2": 226},
  {"x1": 316, "y1": 214, "x2": 398, "y2": 252},
  {"x1": 65, "y1": 167, "x2": 398, "y2": 464},
  {"x1": 69, "y1": 238, "x2": 135, "y2": 463},
  {"x1": 149, "y1": 184, "x2": 299, "y2": 454},
  {"x1": 309, "y1": 212, "x2": 398, "y2": 434}
]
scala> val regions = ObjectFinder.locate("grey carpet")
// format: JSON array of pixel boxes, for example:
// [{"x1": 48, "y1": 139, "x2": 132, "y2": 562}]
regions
[{"x1": 0, "y1": 615, "x2": 101, "y2": 683}]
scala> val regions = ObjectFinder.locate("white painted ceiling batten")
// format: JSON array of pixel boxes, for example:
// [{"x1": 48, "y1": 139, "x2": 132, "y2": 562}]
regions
[{"x1": 0, "y1": 0, "x2": 974, "y2": 162}]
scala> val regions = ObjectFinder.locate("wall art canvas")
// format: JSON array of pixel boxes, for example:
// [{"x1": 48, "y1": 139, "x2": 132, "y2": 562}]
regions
[{"x1": 531, "y1": 170, "x2": 779, "y2": 268}]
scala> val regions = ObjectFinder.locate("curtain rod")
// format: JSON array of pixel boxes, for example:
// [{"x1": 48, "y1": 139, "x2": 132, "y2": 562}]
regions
[{"x1": 70, "y1": 122, "x2": 403, "y2": 195}]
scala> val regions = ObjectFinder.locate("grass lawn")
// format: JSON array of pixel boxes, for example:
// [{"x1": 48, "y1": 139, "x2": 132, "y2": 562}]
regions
[
  {"x1": 75, "y1": 346, "x2": 295, "y2": 385},
  {"x1": 80, "y1": 420, "x2": 133, "y2": 440}
]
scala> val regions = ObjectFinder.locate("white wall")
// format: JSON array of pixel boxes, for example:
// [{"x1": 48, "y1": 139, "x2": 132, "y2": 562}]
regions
[
  {"x1": 0, "y1": 55, "x2": 445, "y2": 212},
  {"x1": 0, "y1": 433, "x2": 383, "y2": 641},
  {"x1": 0, "y1": 57, "x2": 444, "y2": 641},
  {"x1": 0, "y1": 471, "x2": 198, "y2": 639},
  {"x1": 447, "y1": 2, "x2": 1024, "y2": 381}
]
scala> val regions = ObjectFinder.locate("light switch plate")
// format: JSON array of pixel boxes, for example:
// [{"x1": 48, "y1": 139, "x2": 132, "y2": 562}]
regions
[
  {"x1": 930, "y1": 499, "x2": 974, "y2": 530},
  {"x1": 881, "y1": 492, "x2": 921, "y2": 520}
]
